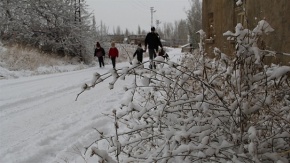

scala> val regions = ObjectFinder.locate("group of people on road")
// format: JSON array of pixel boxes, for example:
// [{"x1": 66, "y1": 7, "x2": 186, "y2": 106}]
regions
[
  {"x1": 94, "y1": 42, "x2": 119, "y2": 69},
  {"x1": 94, "y1": 26, "x2": 165, "y2": 70}
]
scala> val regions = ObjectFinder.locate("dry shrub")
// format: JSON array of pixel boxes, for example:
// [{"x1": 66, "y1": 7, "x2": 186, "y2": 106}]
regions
[{"x1": 0, "y1": 44, "x2": 78, "y2": 71}]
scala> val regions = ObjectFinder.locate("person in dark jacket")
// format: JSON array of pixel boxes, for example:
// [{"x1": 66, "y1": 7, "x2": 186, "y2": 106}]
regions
[
  {"x1": 94, "y1": 42, "x2": 106, "y2": 68},
  {"x1": 158, "y1": 48, "x2": 169, "y2": 61},
  {"x1": 108, "y1": 42, "x2": 119, "y2": 69},
  {"x1": 145, "y1": 26, "x2": 163, "y2": 69},
  {"x1": 133, "y1": 43, "x2": 145, "y2": 64}
]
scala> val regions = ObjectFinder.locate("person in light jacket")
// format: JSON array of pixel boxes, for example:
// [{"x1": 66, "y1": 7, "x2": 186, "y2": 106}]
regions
[{"x1": 108, "y1": 42, "x2": 119, "y2": 69}]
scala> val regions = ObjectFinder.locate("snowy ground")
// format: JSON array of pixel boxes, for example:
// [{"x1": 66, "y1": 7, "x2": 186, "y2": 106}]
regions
[{"x1": 0, "y1": 48, "x2": 183, "y2": 163}]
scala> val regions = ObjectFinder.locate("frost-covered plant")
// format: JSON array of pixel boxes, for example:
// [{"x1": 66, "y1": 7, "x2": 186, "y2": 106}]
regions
[{"x1": 77, "y1": 20, "x2": 290, "y2": 163}]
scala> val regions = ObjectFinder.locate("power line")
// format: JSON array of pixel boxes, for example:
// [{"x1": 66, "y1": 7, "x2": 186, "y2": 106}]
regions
[
  {"x1": 131, "y1": 0, "x2": 148, "y2": 12},
  {"x1": 133, "y1": 0, "x2": 150, "y2": 8}
]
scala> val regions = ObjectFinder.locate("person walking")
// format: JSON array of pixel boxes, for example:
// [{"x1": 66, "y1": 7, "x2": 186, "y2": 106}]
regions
[
  {"x1": 108, "y1": 42, "x2": 119, "y2": 69},
  {"x1": 94, "y1": 42, "x2": 105, "y2": 68},
  {"x1": 158, "y1": 48, "x2": 169, "y2": 61},
  {"x1": 145, "y1": 26, "x2": 163, "y2": 69},
  {"x1": 133, "y1": 43, "x2": 145, "y2": 64}
]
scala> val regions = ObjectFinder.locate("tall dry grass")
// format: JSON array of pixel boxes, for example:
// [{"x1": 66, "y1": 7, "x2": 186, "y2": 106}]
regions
[{"x1": 0, "y1": 44, "x2": 80, "y2": 71}]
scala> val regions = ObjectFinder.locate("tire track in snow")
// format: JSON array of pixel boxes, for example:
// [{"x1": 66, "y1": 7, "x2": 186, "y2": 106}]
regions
[
  {"x1": 0, "y1": 84, "x2": 81, "y2": 118},
  {"x1": 0, "y1": 68, "x2": 95, "y2": 88},
  {"x1": 0, "y1": 77, "x2": 125, "y2": 163},
  {"x1": 0, "y1": 68, "x2": 98, "y2": 118}
]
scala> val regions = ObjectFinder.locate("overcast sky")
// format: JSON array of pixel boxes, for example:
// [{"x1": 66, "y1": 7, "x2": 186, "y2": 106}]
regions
[{"x1": 85, "y1": 0, "x2": 191, "y2": 34}]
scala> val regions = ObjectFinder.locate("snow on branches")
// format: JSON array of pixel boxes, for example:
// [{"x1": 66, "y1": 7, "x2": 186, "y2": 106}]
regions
[
  {"x1": 77, "y1": 20, "x2": 290, "y2": 163},
  {"x1": 223, "y1": 20, "x2": 275, "y2": 64}
]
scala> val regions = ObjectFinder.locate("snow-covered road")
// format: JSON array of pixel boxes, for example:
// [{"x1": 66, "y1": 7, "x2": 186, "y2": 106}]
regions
[
  {"x1": 0, "y1": 64, "x2": 130, "y2": 163},
  {"x1": 0, "y1": 48, "x2": 182, "y2": 163}
]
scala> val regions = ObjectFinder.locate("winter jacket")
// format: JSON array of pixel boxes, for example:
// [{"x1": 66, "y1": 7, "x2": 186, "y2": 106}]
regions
[
  {"x1": 145, "y1": 32, "x2": 163, "y2": 50},
  {"x1": 133, "y1": 47, "x2": 144, "y2": 62},
  {"x1": 94, "y1": 47, "x2": 105, "y2": 57},
  {"x1": 108, "y1": 47, "x2": 119, "y2": 58},
  {"x1": 158, "y1": 49, "x2": 169, "y2": 60}
]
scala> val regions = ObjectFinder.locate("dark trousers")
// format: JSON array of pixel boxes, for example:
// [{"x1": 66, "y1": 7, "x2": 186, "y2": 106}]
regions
[
  {"x1": 98, "y1": 56, "x2": 104, "y2": 67},
  {"x1": 148, "y1": 49, "x2": 157, "y2": 60},
  {"x1": 148, "y1": 49, "x2": 157, "y2": 69},
  {"x1": 137, "y1": 55, "x2": 143, "y2": 63},
  {"x1": 111, "y1": 57, "x2": 116, "y2": 68}
]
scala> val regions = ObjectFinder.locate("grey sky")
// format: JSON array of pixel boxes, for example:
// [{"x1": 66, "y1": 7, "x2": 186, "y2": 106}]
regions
[{"x1": 85, "y1": 0, "x2": 191, "y2": 34}]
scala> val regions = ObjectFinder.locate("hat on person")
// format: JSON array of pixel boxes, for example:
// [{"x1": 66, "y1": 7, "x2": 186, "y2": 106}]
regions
[{"x1": 151, "y1": 27, "x2": 155, "y2": 31}]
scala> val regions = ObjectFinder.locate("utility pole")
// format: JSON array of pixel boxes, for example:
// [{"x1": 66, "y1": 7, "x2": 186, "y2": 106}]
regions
[
  {"x1": 150, "y1": 7, "x2": 156, "y2": 27},
  {"x1": 75, "y1": 0, "x2": 82, "y2": 60},
  {"x1": 75, "y1": 0, "x2": 81, "y2": 23}
]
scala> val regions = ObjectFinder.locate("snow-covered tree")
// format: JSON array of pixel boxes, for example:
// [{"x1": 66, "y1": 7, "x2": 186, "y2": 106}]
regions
[
  {"x1": 187, "y1": 0, "x2": 202, "y2": 47},
  {"x1": 0, "y1": 0, "x2": 95, "y2": 63},
  {"x1": 159, "y1": 20, "x2": 188, "y2": 46}
]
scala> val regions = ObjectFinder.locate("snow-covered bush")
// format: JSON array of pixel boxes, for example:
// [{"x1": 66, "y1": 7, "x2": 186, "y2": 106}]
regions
[{"x1": 77, "y1": 20, "x2": 290, "y2": 162}]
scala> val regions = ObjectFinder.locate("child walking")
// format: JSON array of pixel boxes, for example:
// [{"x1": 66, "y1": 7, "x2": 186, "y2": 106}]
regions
[
  {"x1": 133, "y1": 43, "x2": 145, "y2": 64},
  {"x1": 108, "y1": 42, "x2": 119, "y2": 69}
]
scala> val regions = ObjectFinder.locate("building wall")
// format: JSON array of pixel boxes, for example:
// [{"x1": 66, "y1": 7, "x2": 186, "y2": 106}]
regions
[
  {"x1": 202, "y1": 0, "x2": 235, "y2": 56},
  {"x1": 246, "y1": 0, "x2": 290, "y2": 54},
  {"x1": 202, "y1": 0, "x2": 290, "y2": 63}
]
